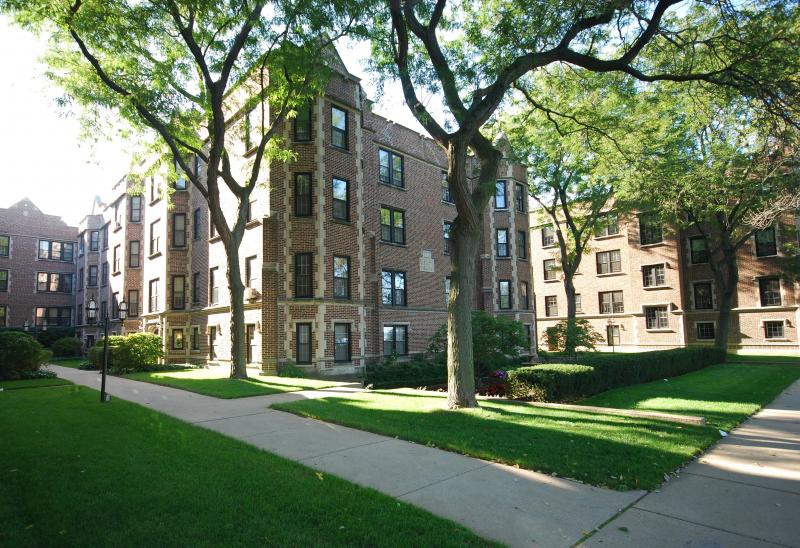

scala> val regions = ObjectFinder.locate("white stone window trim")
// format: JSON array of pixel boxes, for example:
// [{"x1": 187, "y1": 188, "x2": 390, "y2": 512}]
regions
[
  {"x1": 690, "y1": 279, "x2": 717, "y2": 310},
  {"x1": 760, "y1": 318, "x2": 790, "y2": 341},
  {"x1": 693, "y1": 320, "x2": 717, "y2": 340}
]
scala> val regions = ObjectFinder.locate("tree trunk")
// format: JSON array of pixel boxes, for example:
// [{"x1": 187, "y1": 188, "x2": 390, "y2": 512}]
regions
[
  {"x1": 563, "y1": 272, "x2": 578, "y2": 355},
  {"x1": 713, "y1": 251, "x2": 738, "y2": 357},
  {"x1": 447, "y1": 225, "x2": 480, "y2": 409},
  {"x1": 224, "y1": 232, "x2": 248, "y2": 379}
]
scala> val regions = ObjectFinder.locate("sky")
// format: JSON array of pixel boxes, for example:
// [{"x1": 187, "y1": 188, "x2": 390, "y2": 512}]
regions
[{"x1": 0, "y1": 15, "x2": 428, "y2": 226}]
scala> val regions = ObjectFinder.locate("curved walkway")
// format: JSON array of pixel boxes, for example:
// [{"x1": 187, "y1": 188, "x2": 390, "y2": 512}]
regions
[{"x1": 50, "y1": 365, "x2": 642, "y2": 547}]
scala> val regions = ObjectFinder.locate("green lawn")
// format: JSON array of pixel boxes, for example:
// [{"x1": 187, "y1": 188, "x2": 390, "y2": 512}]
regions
[
  {"x1": 0, "y1": 385, "x2": 493, "y2": 547},
  {"x1": 273, "y1": 363, "x2": 800, "y2": 490},
  {"x1": 726, "y1": 354, "x2": 800, "y2": 366},
  {"x1": 47, "y1": 358, "x2": 86, "y2": 369},
  {"x1": 0, "y1": 377, "x2": 73, "y2": 390},
  {"x1": 580, "y1": 363, "x2": 800, "y2": 430},
  {"x1": 124, "y1": 368, "x2": 349, "y2": 398}
]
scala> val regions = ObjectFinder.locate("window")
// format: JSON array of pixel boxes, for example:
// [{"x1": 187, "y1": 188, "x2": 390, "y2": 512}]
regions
[
  {"x1": 88, "y1": 265, "x2": 98, "y2": 287},
  {"x1": 645, "y1": 306, "x2": 669, "y2": 330},
  {"x1": 245, "y1": 256, "x2": 258, "y2": 289},
  {"x1": 496, "y1": 228, "x2": 509, "y2": 257},
  {"x1": 332, "y1": 177, "x2": 349, "y2": 220},
  {"x1": 696, "y1": 322, "x2": 715, "y2": 340},
  {"x1": 689, "y1": 281, "x2": 713, "y2": 310},
  {"x1": 192, "y1": 272, "x2": 201, "y2": 304},
  {"x1": 294, "y1": 173, "x2": 312, "y2": 217},
  {"x1": 524, "y1": 325, "x2": 532, "y2": 349},
  {"x1": 38, "y1": 240, "x2": 74, "y2": 261},
  {"x1": 35, "y1": 307, "x2": 72, "y2": 327},
  {"x1": 596, "y1": 250, "x2": 622, "y2": 274},
  {"x1": 209, "y1": 267, "x2": 219, "y2": 304},
  {"x1": 111, "y1": 292, "x2": 119, "y2": 319},
  {"x1": 172, "y1": 213, "x2": 186, "y2": 247},
  {"x1": 0, "y1": 270, "x2": 7, "y2": 291},
  {"x1": 193, "y1": 208, "x2": 201, "y2": 239},
  {"x1": 175, "y1": 159, "x2": 188, "y2": 190},
  {"x1": 689, "y1": 236, "x2": 709, "y2": 264},
  {"x1": 296, "y1": 323, "x2": 312, "y2": 364},
  {"x1": 542, "y1": 226, "x2": 555, "y2": 247},
  {"x1": 149, "y1": 279, "x2": 159, "y2": 312},
  {"x1": 172, "y1": 329, "x2": 184, "y2": 350},
  {"x1": 595, "y1": 214, "x2": 619, "y2": 237},
  {"x1": 0, "y1": 305, "x2": 7, "y2": 327},
  {"x1": 36, "y1": 272, "x2": 73, "y2": 293},
  {"x1": 755, "y1": 228, "x2": 777, "y2": 257},
  {"x1": 331, "y1": 105, "x2": 348, "y2": 149},
  {"x1": 599, "y1": 291, "x2": 624, "y2": 314},
  {"x1": 78, "y1": 268, "x2": 84, "y2": 290},
  {"x1": 543, "y1": 259, "x2": 557, "y2": 281},
  {"x1": 112, "y1": 245, "x2": 121, "y2": 273},
  {"x1": 89, "y1": 230, "x2": 100, "y2": 251},
  {"x1": 380, "y1": 207, "x2": 405, "y2": 244},
  {"x1": 149, "y1": 220, "x2": 161, "y2": 255},
  {"x1": 515, "y1": 183, "x2": 526, "y2": 212},
  {"x1": 245, "y1": 106, "x2": 261, "y2": 150},
  {"x1": 246, "y1": 324, "x2": 256, "y2": 363},
  {"x1": 246, "y1": 200, "x2": 255, "y2": 222},
  {"x1": 294, "y1": 103, "x2": 311, "y2": 141},
  {"x1": 334, "y1": 323, "x2": 351, "y2": 362},
  {"x1": 517, "y1": 230, "x2": 527, "y2": 259},
  {"x1": 127, "y1": 290, "x2": 139, "y2": 317},
  {"x1": 333, "y1": 256, "x2": 350, "y2": 299},
  {"x1": 129, "y1": 241, "x2": 140, "y2": 268},
  {"x1": 441, "y1": 172, "x2": 453, "y2": 203},
  {"x1": 607, "y1": 325, "x2": 621, "y2": 346},
  {"x1": 130, "y1": 195, "x2": 142, "y2": 222},
  {"x1": 445, "y1": 276, "x2": 451, "y2": 304},
  {"x1": 172, "y1": 276, "x2": 185, "y2": 309},
  {"x1": 639, "y1": 214, "x2": 663, "y2": 245},
  {"x1": 443, "y1": 222, "x2": 453, "y2": 254},
  {"x1": 79, "y1": 235, "x2": 85, "y2": 256},
  {"x1": 545, "y1": 295, "x2": 558, "y2": 317},
  {"x1": 575, "y1": 294, "x2": 583, "y2": 313},
  {"x1": 383, "y1": 325, "x2": 408, "y2": 355},
  {"x1": 381, "y1": 270, "x2": 406, "y2": 306},
  {"x1": 101, "y1": 262, "x2": 109, "y2": 286},
  {"x1": 209, "y1": 326, "x2": 217, "y2": 359},
  {"x1": 191, "y1": 326, "x2": 200, "y2": 350},
  {"x1": 642, "y1": 264, "x2": 666, "y2": 287},
  {"x1": 492, "y1": 180, "x2": 508, "y2": 209},
  {"x1": 759, "y1": 277, "x2": 781, "y2": 307},
  {"x1": 102, "y1": 225, "x2": 108, "y2": 250},
  {"x1": 294, "y1": 253, "x2": 313, "y2": 298},
  {"x1": 498, "y1": 280, "x2": 512, "y2": 309},
  {"x1": 520, "y1": 281, "x2": 529, "y2": 310},
  {"x1": 379, "y1": 149, "x2": 404, "y2": 187},
  {"x1": 0, "y1": 235, "x2": 8, "y2": 257},
  {"x1": 764, "y1": 321, "x2": 785, "y2": 340}
]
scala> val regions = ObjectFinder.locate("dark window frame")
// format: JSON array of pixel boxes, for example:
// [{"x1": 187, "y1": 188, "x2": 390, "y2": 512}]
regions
[
  {"x1": 498, "y1": 279, "x2": 512, "y2": 309},
  {"x1": 759, "y1": 277, "x2": 782, "y2": 307},
  {"x1": 645, "y1": 306, "x2": 669, "y2": 330},
  {"x1": 517, "y1": 230, "x2": 527, "y2": 259},
  {"x1": 381, "y1": 269, "x2": 406, "y2": 306},
  {"x1": 693, "y1": 281, "x2": 714, "y2": 310},
  {"x1": 294, "y1": 172, "x2": 313, "y2": 217},
  {"x1": 294, "y1": 102, "x2": 312, "y2": 142},
  {"x1": 515, "y1": 183, "x2": 525, "y2": 212},
  {"x1": 383, "y1": 325, "x2": 408, "y2": 356},
  {"x1": 596, "y1": 250, "x2": 622, "y2": 274},
  {"x1": 296, "y1": 323, "x2": 312, "y2": 364},
  {"x1": 127, "y1": 289, "x2": 139, "y2": 317},
  {"x1": 696, "y1": 322, "x2": 715, "y2": 340},
  {"x1": 755, "y1": 227, "x2": 777, "y2": 257},
  {"x1": 378, "y1": 148, "x2": 405, "y2": 188},
  {"x1": 642, "y1": 264, "x2": 666, "y2": 287},
  {"x1": 331, "y1": 105, "x2": 348, "y2": 150},
  {"x1": 332, "y1": 177, "x2": 350, "y2": 221},
  {"x1": 172, "y1": 214, "x2": 186, "y2": 248},
  {"x1": 599, "y1": 291, "x2": 624, "y2": 314},
  {"x1": 689, "y1": 236, "x2": 709, "y2": 264},
  {"x1": 494, "y1": 180, "x2": 508, "y2": 209},
  {"x1": 496, "y1": 228, "x2": 510, "y2": 257},
  {"x1": 639, "y1": 214, "x2": 663, "y2": 245},
  {"x1": 294, "y1": 253, "x2": 313, "y2": 299},
  {"x1": 544, "y1": 295, "x2": 558, "y2": 317},
  {"x1": 543, "y1": 259, "x2": 557, "y2": 281},
  {"x1": 380, "y1": 206, "x2": 406, "y2": 245},
  {"x1": 172, "y1": 275, "x2": 186, "y2": 310},
  {"x1": 333, "y1": 256, "x2": 350, "y2": 300},
  {"x1": 333, "y1": 323, "x2": 351, "y2": 362}
]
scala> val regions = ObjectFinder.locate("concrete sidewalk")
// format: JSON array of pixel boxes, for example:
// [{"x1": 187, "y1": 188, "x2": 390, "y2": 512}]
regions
[
  {"x1": 51, "y1": 365, "x2": 643, "y2": 547},
  {"x1": 584, "y1": 379, "x2": 800, "y2": 548}
]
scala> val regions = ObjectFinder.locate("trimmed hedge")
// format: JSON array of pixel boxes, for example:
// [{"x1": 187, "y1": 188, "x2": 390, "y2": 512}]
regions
[
  {"x1": 0, "y1": 331, "x2": 52, "y2": 380},
  {"x1": 366, "y1": 359, "x2": 447, "y2": 389},
  {"x1": 88, "y1": 333, "x2": 164, "y2": 373},
  {"x1": 508, "y1": 346, "x2": 726, "y2": 402},
  {"x1": 51, "y1": 337, "x2": 83, "y2": 357}
]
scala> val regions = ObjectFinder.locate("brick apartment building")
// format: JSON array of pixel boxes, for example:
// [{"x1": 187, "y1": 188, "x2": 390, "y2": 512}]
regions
[
  {"x1": 0, "y1": 198, "x2": 77, "y2": 330},
  {"x1": 530, "y1": 210, "x2": 800, "y2": 354},
  {"x1": 62, "y1": 49, "x2": 534, "y2": 375}
]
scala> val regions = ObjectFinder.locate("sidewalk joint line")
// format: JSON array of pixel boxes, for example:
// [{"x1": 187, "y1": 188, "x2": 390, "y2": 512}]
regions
[
  {"x1": 395, "y1": 462, "x2": 492, "y2": 498},
  {"x1": 298, "y1": 438, "x2": 395, "y2": 462},
  {"x1": 683, "y1": 471, "x2": 800, "y2": 496}
]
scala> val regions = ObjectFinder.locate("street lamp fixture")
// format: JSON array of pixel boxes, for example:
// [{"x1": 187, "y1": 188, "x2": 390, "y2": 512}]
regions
[{"x1": 86, "y1": 295, "x2": 126, "y2": 403}]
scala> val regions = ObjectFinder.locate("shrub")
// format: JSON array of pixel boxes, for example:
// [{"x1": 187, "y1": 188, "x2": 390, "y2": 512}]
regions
[
  {"x1": 277, "y1": 360, "x2": 307, "y2": 378},
  {"x1": 51, "y1": 337, "x2": 83, "y2": 357},
  {"x1": 544, "y1": 319, "x2": 604, "y2": 355},
  {"x1": 0, "y1": 331, "x2": 51, "y2": 380},
  {"x1": 506, "y1": 346, "x2": 726, "y2": 402},
  {"x1": 426, "y1": 311, "x2": 528, "y2": 375},
  {"x1": 89, "y1": 333, "x2": 164, "y2": 373},
  {"x1": 365, "y1": 356, "x2": 447, "y2": 389}
]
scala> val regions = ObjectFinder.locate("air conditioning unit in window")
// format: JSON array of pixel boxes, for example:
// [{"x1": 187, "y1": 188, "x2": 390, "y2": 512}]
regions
[{"x1": 245, "y1": 287, "x2": 261, "y2": 301}]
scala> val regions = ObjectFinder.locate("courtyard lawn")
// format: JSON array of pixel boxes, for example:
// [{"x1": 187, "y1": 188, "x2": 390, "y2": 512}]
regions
[
  {"x1": 725, "y1": 354, "x2": 800, "y2": 366},
  {"x1": 124, "y1": 368, "x2": 349, "y2": 398},
  {"x1": 274, "y1": 389, "x2": 718, "y2": 490},
  {"x1": 580, "y1": 363, "x2": 800, "y2": 431},
  {"x1": 273, "y1": 363, "x2": 800, "y2": 490},
  {"x1": 0, "y1": 377, "x2": 72, "y2": 390},
  {"x1": 47, "y1": 358, "x2": 86, "y2": 369},
  {"x1": 0, "y1": 385, "x2": 493, "y2": 548}
]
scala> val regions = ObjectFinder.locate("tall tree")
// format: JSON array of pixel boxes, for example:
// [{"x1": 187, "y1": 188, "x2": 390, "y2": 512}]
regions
[
  {"x1": 373, "y1": 0, "x2": 799, "y2": 407},
  {"x1": 3, "y1": 0, "x2": 368, "y2": 377},
  {"x1": 621, "y1": 88, "x2": 799, "y2": 350}
]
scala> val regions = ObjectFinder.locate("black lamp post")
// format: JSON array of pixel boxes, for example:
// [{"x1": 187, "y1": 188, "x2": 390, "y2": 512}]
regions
[{"x1": 86, "y1": 295, "x2": 127, "y2": 403}]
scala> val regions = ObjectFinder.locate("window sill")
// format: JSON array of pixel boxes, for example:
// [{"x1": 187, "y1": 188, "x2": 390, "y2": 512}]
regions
[
  {"x1": 494, "y1": 208, "x2": 509, "y2": 213},
  {"x1": 149, "y1": 252, "x2": 163, "y2": 259},
  {"x1": 640, "y1": 241, "x2": 666, "y2": 248},
  {"x1": 496, "y1": 256, "x2": 512, "y2": 260},
  {"x1": 442, "y1": 200, "x2": 455, "y2": 207},
  {"x1": 112, "y1": 271, "x2": 121, "y2": 277},
  {"x1": 149, "y1": 199, "x2": 161, "y2": 206},
  {"x1": 517, "y1": 257, "x2": 528, "y2": 262},
  {"x1": 541, "y1": 244, "x2": 557, "y2": 249},
  {"x1": 765, "y1": 338, "x2": 790, "y2": 342},
  {"x1": 645, "y1": 329, "x2": 674, "y2": 333},
  {"x1": 755, "y1": 254, "x2": 779, "y2": 260},
  {"x1": 113, "y1": 224, "x2": 122, "y2": 233},
  {"x1": 330, "y1": 145, "x2": 351, "y2": 154},
  {"x1": 594, "y1": 233, "x2": 622, "y2": 241},
  {"x1": 245, "y1": 220, "x2": 261, "y2": 229},
  {"x1": 379, "y1": 240, "x2": 408, "y2": 248},
  {"x1": 643, "y1": 285, "x2": 671, "y2": 290},
  {"x1": 379, "y1": 181, "x2": 405, "y2": 191},
  {"x1": 543, "y1": 278, "x2": 559, "y2": 283},
  {"x1": 331, "y1": 218, "x2": 354, "y2": 226},
  {"x1": 597, "y1": 271, "x2": 625, "y2": 278}
]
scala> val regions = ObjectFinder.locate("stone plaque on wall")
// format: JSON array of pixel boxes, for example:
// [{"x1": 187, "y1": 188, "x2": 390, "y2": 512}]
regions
[{"x1": 419, "y1": 250, "x2": 435, "y2": 273}]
